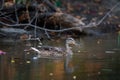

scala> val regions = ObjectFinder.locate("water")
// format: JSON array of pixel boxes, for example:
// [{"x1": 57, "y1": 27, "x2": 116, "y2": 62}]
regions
[{"x1": 0, "y1": 33, "x2": 120, "y2": 80}]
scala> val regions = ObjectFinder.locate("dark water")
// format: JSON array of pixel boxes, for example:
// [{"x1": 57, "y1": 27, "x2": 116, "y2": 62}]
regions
[{"x1": 0, "y1": 33, "x2": 120, "y2": 80}]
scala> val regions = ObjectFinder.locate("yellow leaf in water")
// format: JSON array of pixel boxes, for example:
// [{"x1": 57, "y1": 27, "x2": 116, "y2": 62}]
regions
[
  {"x1": 73, "y1": 76, "x2": 76, "y2": 79},
  {"x1": 98, "y1": 12, "x2": 103, "y2": 15},
  {"x1": 98, "y1": 72, "x2": 101, "y2": 75},
  {"x1": 97, "y1": 40, "x2": 101, "y2": 44},
  {"x1": 11, "y1": 59, "x2": 15, "y2": 63},
  {"x1": 78, "y1": 50, "x2": 81, "y2": 53},
  {"x1": 113, "y1": 16, "x2": 119, "y2": 19},
  {"x1": 26, "y1": 61, "x2": 31, "y2": 64},
  {"x1": 5, "y1": 2, "x2": 14, "y2": 7},
  {"x1": 39, "y1": 42, "x2": 42, "y2": 45},
  {"x1": 49, "y1": 73, "x2": 53, "y2": 76},
  {"x1": 26, "y1": 52, "x2": 30, "y2": 54}
]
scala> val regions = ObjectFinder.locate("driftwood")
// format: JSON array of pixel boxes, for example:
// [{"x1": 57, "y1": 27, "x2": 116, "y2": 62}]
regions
[
  {"x1": 0, "y1": 28, "x2": 28, "y2": 38},
  {"x1": 0, "y1": 28, "x2": 27, "y2": 34}
]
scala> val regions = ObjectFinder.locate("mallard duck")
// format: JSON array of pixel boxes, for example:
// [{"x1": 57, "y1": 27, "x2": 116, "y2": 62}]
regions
[{"x1": 30, "y1": 38, "x2": 77, "y2": 58}]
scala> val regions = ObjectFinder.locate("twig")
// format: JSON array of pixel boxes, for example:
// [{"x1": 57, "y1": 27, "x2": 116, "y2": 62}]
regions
[
  {"x1": 43, "y1": 20, "x2": 51, "y2": 38},
  {"x1": 0, "y1": 0, "x2": 4, "y2": 10},
  {"x1": 24, "y1": 8, "x2": 38, "y2": 29},
  {"x1": 0, "y1": 21, "x2": 86, "y2": 32},
  {"x1": 34, "y1": 10, "x2": 38, "y2": 38},
  {"x1": 26, "y1": 2, "x2": 31, "y2": 23},
  {"x1": 14, "y1": 3, "x2": 19, "y2": 24},
  {"x1": 96, "y1": 2, "x2": 120, "y2": 25},
  {"x1": 0, "y1": 1, "x2": 120, "y2": 34},
  {"x1": 43, "y1": 0, "x2": 58, "y2": 12}
]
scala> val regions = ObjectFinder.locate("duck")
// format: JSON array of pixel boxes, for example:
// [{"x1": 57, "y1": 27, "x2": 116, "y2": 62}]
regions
[{"x1": 30, "y1": 38, "x2": 77, "y2": 58}]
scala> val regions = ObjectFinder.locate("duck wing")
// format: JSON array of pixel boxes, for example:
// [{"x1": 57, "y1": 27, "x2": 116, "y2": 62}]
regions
[{"x1": 38, "y1": 46, "x2": 65, "y2": 52}]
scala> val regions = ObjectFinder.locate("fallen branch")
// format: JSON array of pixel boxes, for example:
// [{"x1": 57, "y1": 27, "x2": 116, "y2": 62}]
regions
[{"x1": 0, "y1": 19, "x2": 94, "y2": 32}]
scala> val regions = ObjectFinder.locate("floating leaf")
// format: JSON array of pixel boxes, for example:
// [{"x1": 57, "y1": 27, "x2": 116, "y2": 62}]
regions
[
  {"x1": 105, "y1": 51, "x2": 115, "y2": 54},
  {"x1": 98, "y1": 72, "x2": 101, "y2": 75},
  {"x1": 49, "y1": 73, "x2": 53, "y2": 76},
  {"x1": 112, "y1": 48, "x2": 120, "y2": 51},
  {"x1": 101, "y1": 69, "x2": 113, "y2": 72},
  {"x1": 26, "y1": 52, "x2": 30, "y2": 54},
  {"x1": 11, "y1": 59, "x2": 15, "y2": 63},
  {"x1": 73, "y1": 76, "x2": 77, "y2": 80},
  {"x1": 77, "y1": 50, "x2": 81, "y2": 53},
  {"x1": 26, "y1": 60, "x2": 31, "y2": 64},
  {"x1": 33, "y1": 57, "x2": 38, "y2": 60},
  {"x1": 39, "y1": 42, "x2": 43, "y2": 45},
  {"x1": 98, "y1": 12, "x2": 103, "y2": 15}
]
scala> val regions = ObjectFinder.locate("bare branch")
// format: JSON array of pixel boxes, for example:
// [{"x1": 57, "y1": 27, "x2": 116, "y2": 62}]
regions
[
  {"x1": 0, "y1": 0, "x2": 4, "y2": 10},
  {"x1": 14, "y1": 4, "x2": 19, "y2": 23},
  {"x1": 0, "y1": 1, "x2": 120, "y2": 37},
  {"x1": 96, "y1": 2, "x2": 120, "y2": 25}
]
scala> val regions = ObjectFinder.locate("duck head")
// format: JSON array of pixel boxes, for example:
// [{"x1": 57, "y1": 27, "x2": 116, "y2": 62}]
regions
[
  {"x1": 66, "y1": 38, "x2": 77, "y2": 46},
  {"x1": 66, "y1": 38, "x2": 77, "y2": 55}
]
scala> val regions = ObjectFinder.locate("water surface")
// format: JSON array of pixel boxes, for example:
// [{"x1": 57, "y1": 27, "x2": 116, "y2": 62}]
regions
[{"x1": 0, "y1": 33, "x2": 120, "y2": 80}]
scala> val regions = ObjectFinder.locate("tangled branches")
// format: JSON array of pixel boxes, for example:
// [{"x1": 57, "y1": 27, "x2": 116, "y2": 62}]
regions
[{"x1": 0, "y1": 0, "x2": 120, "y2": 38}]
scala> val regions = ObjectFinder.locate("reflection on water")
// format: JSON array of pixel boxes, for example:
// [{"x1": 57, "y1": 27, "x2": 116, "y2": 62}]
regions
[
  {"x1": 64, "y1": 55, "x2": 74, "y2": 74},
  {"x1": 0, "y1": 33, "x2": 120, "y2": 80}
]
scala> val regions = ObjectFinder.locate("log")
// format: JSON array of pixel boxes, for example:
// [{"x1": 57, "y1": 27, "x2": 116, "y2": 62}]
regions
[
  {"x1": 0, "y1": 28, "x2": 27, "y2": 34},
  {"x1": 45, "y1": 12, "x2": 85, "y2": 31},
  {"x1": 0, "y1": 28, "x2": 28, "y2": 39}
]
